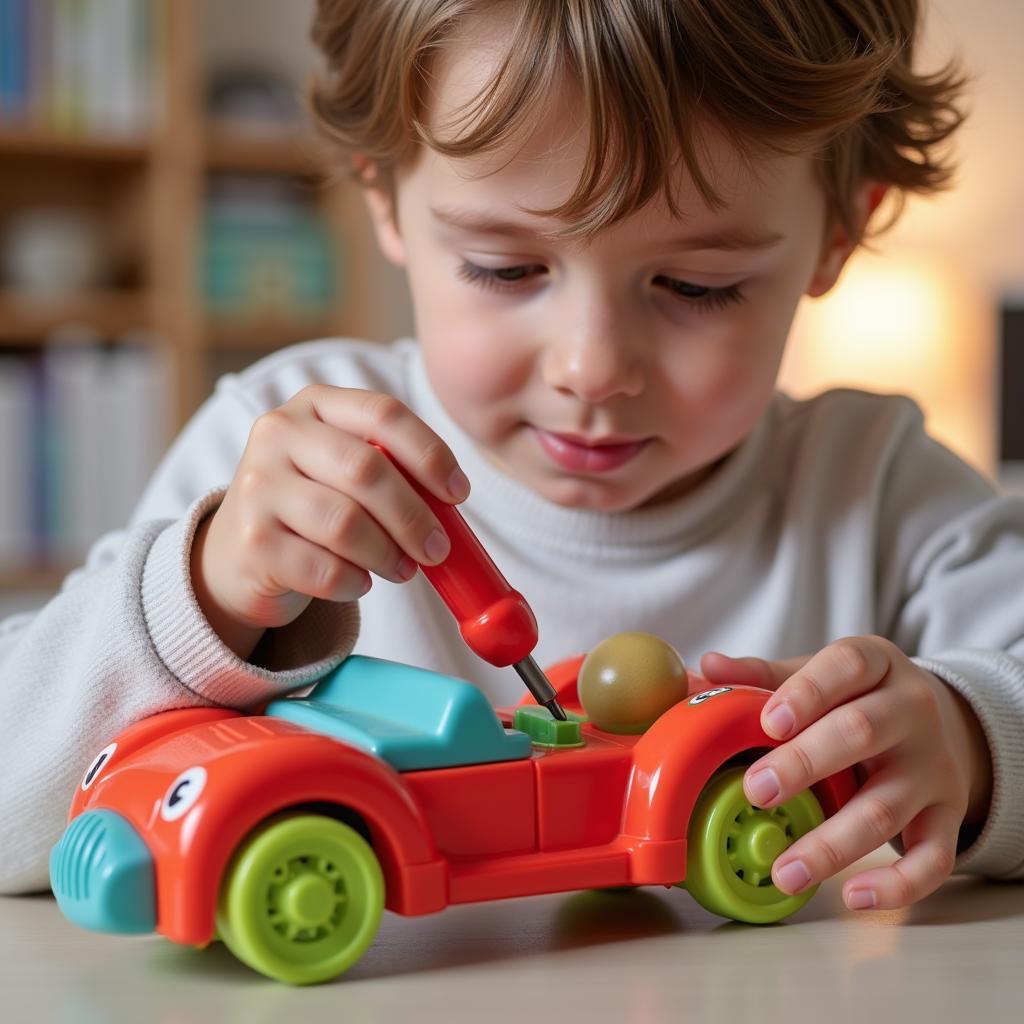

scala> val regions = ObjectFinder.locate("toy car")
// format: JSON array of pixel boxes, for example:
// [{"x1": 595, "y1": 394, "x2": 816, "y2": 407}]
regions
[{"x1": 51, "y1": 648, "x2": 857, "y2": 985}]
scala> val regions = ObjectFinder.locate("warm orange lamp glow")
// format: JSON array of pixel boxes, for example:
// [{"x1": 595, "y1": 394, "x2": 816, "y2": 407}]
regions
[{"x1": 778, "y1": 251, "x2": 997, "y2": 476}]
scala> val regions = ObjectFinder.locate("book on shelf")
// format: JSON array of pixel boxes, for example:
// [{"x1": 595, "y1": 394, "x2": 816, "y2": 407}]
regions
[
  {"x1": 0, "y1": 327, "x2": 172, "y2": 573},
  {"x1": 203, "y1": 174, "x2": 339, "y2": 319},
  {"x1": 0, "y1": 355, "x2": 34, "y2": 566},
  {"x1": 0, "y1": 0, "x2": 155, "y2": 137}
]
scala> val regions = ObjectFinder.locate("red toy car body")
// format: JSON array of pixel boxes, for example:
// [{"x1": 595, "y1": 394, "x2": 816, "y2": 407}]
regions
[{"x1": 51, "y1": 651, "x2": 857, "y2": 984}]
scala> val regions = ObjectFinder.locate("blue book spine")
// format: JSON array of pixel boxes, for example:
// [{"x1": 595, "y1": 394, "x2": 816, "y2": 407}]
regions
[
  {"x1": 0, "y1": 0, "x2": 28, "y2": 120},
  {"x1": 0, "y1": 0, "x2": 12, "y2": 118},
  {"x1": 10, "y1": 0, "x2": 26, "y2": 116}
]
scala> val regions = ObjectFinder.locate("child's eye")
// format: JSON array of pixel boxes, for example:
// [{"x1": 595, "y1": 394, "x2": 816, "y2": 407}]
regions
[
  {"x1": 456, "y1": 260, "x2": 745, "y2": 313},
  {"x1": 654, "y1": 275, "x2": 747, "y2": 312},
  {"x1": 456, "y1": 260, "x2": 546, "y2": 292}
]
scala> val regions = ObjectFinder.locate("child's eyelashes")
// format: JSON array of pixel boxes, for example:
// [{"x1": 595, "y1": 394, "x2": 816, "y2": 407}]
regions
[
  {"x1": 653, "y1": 275, "x2": 747, "y2": 312},
  {"x1": 455, "y1": 260, "x2": 546, "y2": 292},
  {"x1": 455, "y1": 259, "x2": 746, "y2": 312}
]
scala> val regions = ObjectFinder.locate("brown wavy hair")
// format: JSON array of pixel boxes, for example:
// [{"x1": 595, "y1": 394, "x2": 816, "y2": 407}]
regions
[{"x1": 307, "y1": 0, "x2": 967, "y2": 244}]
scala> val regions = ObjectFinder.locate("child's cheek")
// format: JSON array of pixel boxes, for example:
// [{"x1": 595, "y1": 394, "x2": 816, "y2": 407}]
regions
[{"x1": 419, "y1": 326, "x2": 530, "y2": 444}]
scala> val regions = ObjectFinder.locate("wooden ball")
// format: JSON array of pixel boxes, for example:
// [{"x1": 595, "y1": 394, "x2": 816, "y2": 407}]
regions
[{"x1": 578, "y1": 631, "x2": 688, "y2": 734}]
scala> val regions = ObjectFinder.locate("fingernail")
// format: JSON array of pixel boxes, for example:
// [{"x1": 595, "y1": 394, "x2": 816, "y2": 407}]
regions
[
  {"x1": 448, "y1": 468, "x2": 471, "y2": 501},
  {"x1": 359, "y1": 577, "x2": 373, "y2": 597},
  {"x1": 847, "y1": 888, "x2": 876, "y2": 910},
  {"x1": 424, "y1": 528, "x2": 451, "y2": 563},
  {"x1": 775, "y1": 859, "x2": 811, "y2": 893},
  {"x1": 765, "y1": 702, "x2": 795, "y2": 739},
  {"x1": 396, "y1": 555, "x2": 418, "y2": 581},
  {"x1": 746, "y1": 767, "x2": 780, "y2": 806}
]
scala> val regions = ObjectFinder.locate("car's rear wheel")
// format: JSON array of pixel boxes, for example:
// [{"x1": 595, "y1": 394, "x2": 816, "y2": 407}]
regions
[
  {"x1": 680, "y1": 767, "x2": 824, "y2": 924},
  {"x1": 216, "y1": 812, "x2": 384, "y2": 984}
]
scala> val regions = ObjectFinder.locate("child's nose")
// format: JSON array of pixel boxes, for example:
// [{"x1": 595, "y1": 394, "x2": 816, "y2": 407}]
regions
[{"x1": 542, "y1": 309, "x2": 645, "y2": 402}]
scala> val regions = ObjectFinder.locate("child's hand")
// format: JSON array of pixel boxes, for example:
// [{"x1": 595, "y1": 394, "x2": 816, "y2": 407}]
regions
[
  {"x1": 190, "y1": 386, "x2": 470, "y2": 658},
  {"x1": 700, "y1": 637, "x2": 993, "y2": 911}
]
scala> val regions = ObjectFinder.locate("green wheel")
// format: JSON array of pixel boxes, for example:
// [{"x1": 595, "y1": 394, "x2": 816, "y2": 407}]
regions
[
  {"x1": 681, "y1": 767, "x2": 824, "y2": 924},
  {"x1": 216, "y1": 813, "x2": 384, "y2": 984}
]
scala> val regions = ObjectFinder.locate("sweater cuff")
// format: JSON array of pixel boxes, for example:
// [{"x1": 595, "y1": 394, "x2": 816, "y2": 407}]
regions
[
  {"x1": 912, "y1": 650, "x2": 1024, "y2": 878},
  {"x1": 141, "y1": 487, "x2": 360, "y2": 708}
]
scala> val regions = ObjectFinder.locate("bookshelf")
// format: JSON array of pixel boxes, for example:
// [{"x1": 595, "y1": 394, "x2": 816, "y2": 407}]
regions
[
  {"x1": 0, "y1": 287, "x2": 149, "y2": 340},
  {"x1": 0, "y1": 0, "x2": 380, "y2": 594}
]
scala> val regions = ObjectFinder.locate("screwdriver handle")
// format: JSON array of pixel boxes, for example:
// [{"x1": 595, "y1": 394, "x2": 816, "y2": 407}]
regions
[{"x1": 372, "y1": 443, "x2": 539, "y2": 667}]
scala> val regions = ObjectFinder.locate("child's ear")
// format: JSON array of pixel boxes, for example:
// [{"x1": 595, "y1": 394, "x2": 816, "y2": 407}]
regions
[
  {"x1": 805, "y1": 181, "x2": 887, "y2": 298},
  {"x1": 357, "y1": 157, "x2": 407, "y2": 267}
]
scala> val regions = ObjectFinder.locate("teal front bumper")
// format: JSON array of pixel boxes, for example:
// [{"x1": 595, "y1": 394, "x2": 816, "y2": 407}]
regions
[{"x1": 50, "y1": 809, "x2": 155, "y2": 934}]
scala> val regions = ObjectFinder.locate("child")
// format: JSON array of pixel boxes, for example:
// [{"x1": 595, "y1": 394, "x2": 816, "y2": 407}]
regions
[{"x1": 2, "y1": 0, "x2": 1020, "y2": 917}]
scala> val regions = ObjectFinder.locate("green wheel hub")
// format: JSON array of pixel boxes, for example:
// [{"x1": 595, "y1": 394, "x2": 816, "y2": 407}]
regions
[
  {"x1": 680, "y1": 767, "x2": 824, "y2": 924},
  {"x1": 216, "y1": 813, "x2": 384, "y2": 984}
]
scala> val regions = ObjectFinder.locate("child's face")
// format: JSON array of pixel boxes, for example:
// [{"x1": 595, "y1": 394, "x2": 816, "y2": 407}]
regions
[{"x1": 364, "y1": 32, "x2": 861, "y2": 513}]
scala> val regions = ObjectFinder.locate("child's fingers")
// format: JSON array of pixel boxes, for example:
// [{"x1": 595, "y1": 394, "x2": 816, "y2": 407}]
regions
[
  {"x1": 294, "y1": 385, "x2": 470, "y2": 504},
  {"x1": 285, "y1": 417, "x2": 451, "y2": 567},
  {"x1": 699, "y1": 651, "x2": 810, "y2": 690},
  {"x1": 840, "y1": 802, "x2": 961, "y2": 910},
  {"x1": 744, "y1": 689, "x2": 903, "y2": 808},
  {"x1": 271, "y1": 476, "x2": 416, "y2": 584},
  {"x1": 256, "y1": 527, "x2": 372, "y2": 604},
  {"x1": 768, "y1": 773, "x2": 923, "y2": 897},
  {"x1": 760, "y1": 636, "x2": 892, "y2": 739}
]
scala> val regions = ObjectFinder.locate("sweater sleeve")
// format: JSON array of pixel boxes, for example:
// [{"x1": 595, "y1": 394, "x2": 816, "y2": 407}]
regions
[
  {"x1": 0, "y1": 374, "x2": 362, "y2": 895},
  {"x1": 876, "y1": 404, "x2": 1024, "y2": 880},
  {"x1": 911, "y1": 652, "x2": 1024, "y2": 878}
]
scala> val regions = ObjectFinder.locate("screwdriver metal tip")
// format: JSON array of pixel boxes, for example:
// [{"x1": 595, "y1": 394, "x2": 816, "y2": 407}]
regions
[
  {"x1": 543, "y1": 696, "x2": 568, "y2": 721},
  {"x1": 513, "y1": 655, "x2": 568, "y2": 721}
]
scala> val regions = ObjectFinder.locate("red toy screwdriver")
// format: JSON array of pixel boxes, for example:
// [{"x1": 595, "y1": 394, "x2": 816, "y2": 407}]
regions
[{"x1": 372, "y1": 443, "x2": 567, "y2": 721}]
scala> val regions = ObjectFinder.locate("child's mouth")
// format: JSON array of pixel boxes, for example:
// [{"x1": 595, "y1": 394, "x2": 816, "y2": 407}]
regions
[{"x1": 531, "y1": 427, "x2": 650, "y2": 473}]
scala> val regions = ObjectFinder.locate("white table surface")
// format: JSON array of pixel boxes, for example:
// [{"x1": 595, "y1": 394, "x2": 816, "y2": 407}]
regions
[{"x1": 2, "y1": 847, "x2": 1023, "y2": 1024}]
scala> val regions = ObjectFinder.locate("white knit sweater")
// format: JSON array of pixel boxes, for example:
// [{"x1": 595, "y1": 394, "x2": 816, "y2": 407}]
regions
[{"x1": 2, "y1": 337, "x2": 1023, "y2": 893}]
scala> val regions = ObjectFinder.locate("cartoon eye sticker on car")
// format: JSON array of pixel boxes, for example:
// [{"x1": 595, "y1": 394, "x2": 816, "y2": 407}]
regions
[
  {"x1": 688, "y1": 687, "x2": 732, "y2": 706},
  {"x1": 160, "y1": 766, "x2": 208, "y2": 822},
  {"x1": 81, "y1": 743, "x2": 118, "y2": 791}
]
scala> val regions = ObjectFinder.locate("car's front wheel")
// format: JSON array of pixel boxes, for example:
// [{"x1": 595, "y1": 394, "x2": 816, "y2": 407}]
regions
[
  {"x1": 216, "y1": 812, "x2": 384, "y2": 984},
  {"x1": 679, "y1": 767, "x2": 824, "y2": 924}
]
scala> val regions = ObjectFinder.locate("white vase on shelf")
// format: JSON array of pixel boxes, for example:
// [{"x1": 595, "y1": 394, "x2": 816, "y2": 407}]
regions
[{"x1": 1, "y1": 207, "x2": 109, "y2": 298}]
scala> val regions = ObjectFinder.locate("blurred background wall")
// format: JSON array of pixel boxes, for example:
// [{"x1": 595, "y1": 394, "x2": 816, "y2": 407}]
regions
[
  {"x1": 0, "y1": 0, "x2": 1021, "y2": 616},
  {"x1": 780, "y1": 0, "x2": 1024, "y2": 482}
]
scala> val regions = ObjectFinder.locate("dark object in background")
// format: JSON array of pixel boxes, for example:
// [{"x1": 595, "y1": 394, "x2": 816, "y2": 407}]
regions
[
  {"x1": 206, "y1": 67, "x2": 301, "y2": 133},
  {"x1": 1000, "y1": 306, "x2": 1024, "y2": 461}
]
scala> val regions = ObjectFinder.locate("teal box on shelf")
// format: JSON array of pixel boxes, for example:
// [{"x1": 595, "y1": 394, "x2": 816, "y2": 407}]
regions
[{"x1": 202, "y1": 211, "x2": 338, "y2": 317}]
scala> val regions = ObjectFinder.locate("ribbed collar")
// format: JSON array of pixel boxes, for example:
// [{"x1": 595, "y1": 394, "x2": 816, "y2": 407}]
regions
[{"x1": 400, "y1": 338, "x2": 774, "y2": 557}]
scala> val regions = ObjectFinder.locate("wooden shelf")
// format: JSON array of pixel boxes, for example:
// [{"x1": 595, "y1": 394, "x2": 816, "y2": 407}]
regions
[
  {"x1": 0, "y1": 289, "x2": 152, "y2": 342},
  {"x1": 203, "y1": 126, "x2": 330, "y2": 176},
  {"x1": 0, "y1": 126, "x2": 150, "y2": 163}
]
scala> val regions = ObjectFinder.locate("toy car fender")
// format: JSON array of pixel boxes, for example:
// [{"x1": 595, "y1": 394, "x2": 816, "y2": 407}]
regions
[
  {"x1": 623, "y1": 684, "x2": 856, "y2": 878},
  {"x1": 73, "y1": 714, "x2": 446, "y2": 945}
]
